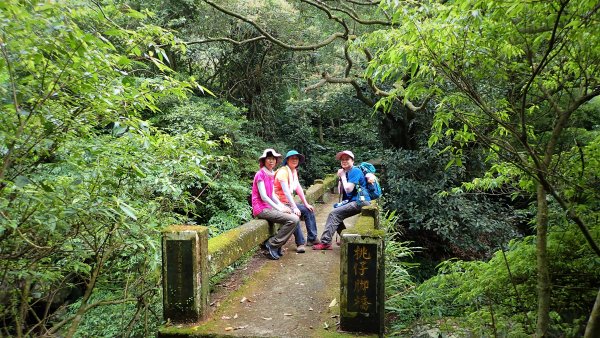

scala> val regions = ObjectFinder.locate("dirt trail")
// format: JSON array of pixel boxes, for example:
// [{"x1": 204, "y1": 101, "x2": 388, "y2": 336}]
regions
[{"x1": 189, "y1": 193, "x2": 371, "y2": 337}]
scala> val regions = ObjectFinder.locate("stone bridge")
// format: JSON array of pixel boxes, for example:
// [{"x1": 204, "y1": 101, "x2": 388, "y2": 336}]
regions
[{"x1": 158, "y1": 174, "x2": 385, "y2": 338}]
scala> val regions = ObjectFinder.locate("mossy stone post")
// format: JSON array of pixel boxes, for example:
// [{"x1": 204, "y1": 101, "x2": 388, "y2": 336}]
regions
[
  {"x1": 161, "y1": 225, "x2": 209, "y2": 323},
  {"x1": 313, "y1": 179, "x2": 325, "y2": 203},
  {"x1": 339, "y1": 205, "x2": 385, "y2": 336}
]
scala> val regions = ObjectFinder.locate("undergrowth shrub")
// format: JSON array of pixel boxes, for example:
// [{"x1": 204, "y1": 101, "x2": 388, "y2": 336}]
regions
[
  {"x1": 398, "y1": 223, "x2": 599, "y2": 337},
  {"x1": 150, "y1": 97, "x2": 266, "y2": 234},
  {"x1": 382, "y1": 211, "x2": 420, "y2": 336},
  {"x1": 381, "y1": 147, "x2": 522, "y2": 260}
]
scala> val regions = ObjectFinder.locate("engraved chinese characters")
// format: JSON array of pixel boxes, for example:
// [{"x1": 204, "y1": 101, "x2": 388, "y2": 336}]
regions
[{"x1": 347, "y1": 243, "x2": 377, "y2": 313}]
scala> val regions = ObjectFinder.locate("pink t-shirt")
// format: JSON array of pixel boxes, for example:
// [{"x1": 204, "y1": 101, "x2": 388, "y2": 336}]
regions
[{"x1": 251, "y1": 168, "x2": 275, "y2": 217}]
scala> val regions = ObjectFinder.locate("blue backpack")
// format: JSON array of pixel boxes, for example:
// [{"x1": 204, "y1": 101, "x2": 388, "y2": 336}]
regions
[{"x1": 357, "y1": 162, "x2": 382, "y2": 200}]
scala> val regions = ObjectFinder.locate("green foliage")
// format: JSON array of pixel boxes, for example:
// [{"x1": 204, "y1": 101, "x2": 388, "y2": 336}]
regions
[
  {"x1": 150, "y1": 97, "x2": 267, "y2": 233},
  {"x1": 291, "y1": 88, "x2": 385, "y2": 179},
  {"x1": 2, "y1": 0, "x2": 597, "y2": 337},
  {"x1": 0, "y1": 121, "x2": 215, "y2": 336},
  {"x1": 361, "y1": 0, "x2": 600, "y2": 220},
  {"x1": 153, "y1": 97, "x2": 245, "y2": 138},
  {"x1": 382, "y1": 211, "x2": 420, "y2": 335},
  {"x1": 66, "y1": 288, "x2": 163, "y2": 338},
  {"x1": 401, "y1": 223, "x2": 599, "y2": 337},
  {"x1": 0, "y1": 1, "x2": 213, "y2": 336},
  {"x1": 362, "y1": 2, "x2": 600, "y2": 334},
  {"x1": 382, "y1": 147, "x2": 520, "y2": 259},
  {"x1": 199, "y1": 178, "x2": 253, "y2": 235},
  {"x1": 276, "y1": 98, "x2": 332, "y2": 184}
]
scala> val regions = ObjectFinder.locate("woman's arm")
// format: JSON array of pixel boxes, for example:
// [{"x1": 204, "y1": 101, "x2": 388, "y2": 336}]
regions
[
  {"x1": 271, "y1": 187, "x2": 292, "y2": 213},
  {"x1": 280, "y1": 179, "x2": 300, "y2": 215},
  {"x1": 296, "y1": 185, "x2": 314, "y2": 212},
  {"x1": 258, "y1": 180, "x2": 282, "y2": 210}
]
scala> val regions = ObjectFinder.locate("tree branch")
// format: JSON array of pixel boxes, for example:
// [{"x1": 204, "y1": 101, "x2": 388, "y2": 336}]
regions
[
  {"x1": 306, "y1": 71, "x2": 375, "y2": 106},
  {"x1": 202, "y1": 0, "x2": 348, "y2": 51},
  {"x1": 345, "y1": 0, "x2": 381, "y2": 5},
  {"x1": 184, "y1": 36, "x2": 267, "y2": 46},
  {"x1": 47, "y1": 297, "x2": 138, "y2": 335},
  {"x1": 303, "y1": 0, "x2": 392, "y2": 26},
  {"x1": 519, "y1": 1, "x2": 569, "y2": 147}
]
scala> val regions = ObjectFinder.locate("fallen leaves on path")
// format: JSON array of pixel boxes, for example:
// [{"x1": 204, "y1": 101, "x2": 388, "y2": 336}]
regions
[
  {"x1": 329, "y1": 298, "x2": 337, "y2": 307},
  {"x1": 224, "y1": 325, "x2": 248, "y2": 331}
]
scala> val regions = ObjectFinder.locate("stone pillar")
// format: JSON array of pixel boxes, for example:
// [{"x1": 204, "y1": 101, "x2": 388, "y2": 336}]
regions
[
  {"x1": 161, "y1": 225, "x2": 209, "y2": 323},
  {"x1": 339, "y1": 209, "x2": 385, "y2": 336},
  {"x1": 313, "y1": 179, "x2": 325, "y2": 203}
]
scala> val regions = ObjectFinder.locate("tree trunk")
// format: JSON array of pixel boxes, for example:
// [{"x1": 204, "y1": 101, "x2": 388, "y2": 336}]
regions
[
  {"x1": 584, "y1": 288, "x2": 600, "y2": 338},
  {"x1": 64, "y1": 247, "x2": 107, "y2": 338},
  {"x1": 318, "y1": 114, "x2": 324, "y2": 143},
  {"x1": 536, "y1": 183, "x2": 551, "y2": 337},
  {"x1": 16, "y1": 280, "x2": 31, "y2": 338}
]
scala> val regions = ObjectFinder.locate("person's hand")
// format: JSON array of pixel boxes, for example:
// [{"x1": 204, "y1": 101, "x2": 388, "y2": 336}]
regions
[
  {"x1": 283, "y1": 205, "x2": 293, "y2": 214},
  {"x1": 292, "y1": 207, "x2": 301, "y2": 216},
  {"x1": 305, "y1": 204, "x2": 314, "y2": 212},
  {"x1": 365, "y1": 173, "x2": 376, "y2": 183},
  {"x1": 337, "y1": 168, "x2": 345, "y2": 177}
]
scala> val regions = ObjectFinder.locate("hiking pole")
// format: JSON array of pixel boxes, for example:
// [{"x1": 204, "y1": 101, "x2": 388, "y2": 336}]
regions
[
  {"x1": 338, "y1": 177, "x2": 342, "y2": 203},
  {"x1": 335, "y1": 177, "x2": 343, "y2": 245},
  {"x1": 333, "y1": 178, "x2": 347, "y2": 208}
]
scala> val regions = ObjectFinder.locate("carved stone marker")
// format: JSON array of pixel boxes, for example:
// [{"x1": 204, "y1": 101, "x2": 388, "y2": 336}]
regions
[
  {"x1": 340, "y1": 227, "x2": 385, "y2": 335},
  {"x1": 161, "y1": 226, "x2": 209, "y2": 323}
]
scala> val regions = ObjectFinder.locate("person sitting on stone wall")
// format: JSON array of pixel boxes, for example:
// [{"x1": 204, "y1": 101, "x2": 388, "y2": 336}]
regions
[
  {"x1": 313, "y1": 150, "x2": 371, "y2": 250},
  {"x1": 274, "y1": 150, "x2": 319, "y2": 253},
  {"x1": 251, "y1": 148, "x2": 300, "y2": 260}
]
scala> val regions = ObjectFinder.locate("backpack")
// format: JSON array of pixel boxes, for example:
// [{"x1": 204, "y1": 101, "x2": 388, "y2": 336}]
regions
[
  {"x1": 357, "y1": 162, "x2": 376, "y2": 175},
  {"x1": 356, "y1": 162, "x2": 382, "y2": 200}
]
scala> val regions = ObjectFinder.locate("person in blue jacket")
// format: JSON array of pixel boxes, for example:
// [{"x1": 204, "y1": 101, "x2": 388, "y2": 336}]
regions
[{"x1": 313, "y1": 150, "x2": 371, "y2": 250}]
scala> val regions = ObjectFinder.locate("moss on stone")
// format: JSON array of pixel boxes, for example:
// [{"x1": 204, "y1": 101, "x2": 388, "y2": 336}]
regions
[
  {"x1": 162, "y1": 225, "x2": 208, "y2": 233},
  {"x1": 207, "y1": 220, "x2": 270, "y2": 276},
  {"x1": 345, "y1": 216, "x2": 385, "y2": 238}
]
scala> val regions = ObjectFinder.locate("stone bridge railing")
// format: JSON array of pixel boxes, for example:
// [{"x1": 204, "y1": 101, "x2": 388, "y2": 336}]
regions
[
  {"x1": 340, "y1": 203, "x2": 385, "y2": 335},
  {"x1": 160, "y1": 174, "x2": 337, "y2": 323},
  {"x1": 160, "y1": 173, "x2": 385, "y2": 336}
]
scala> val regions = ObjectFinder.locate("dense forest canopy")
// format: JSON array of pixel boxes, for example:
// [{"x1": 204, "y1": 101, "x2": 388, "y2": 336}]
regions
[{"x1": 1, "y1": 0, "x2": 598, "y2": 337}]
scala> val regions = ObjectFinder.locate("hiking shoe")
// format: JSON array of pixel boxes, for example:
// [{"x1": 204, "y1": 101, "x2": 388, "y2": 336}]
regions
[
  {"x1": 306, "y1": 238, "x2": 321, "y2": 246},
  {"x1": 312, "y1": 243, "x2": 332, "y2": 250},
  {"x1": 296, "y1": 245, "x2": 306, "y2": 253},
  {"x1": 278, "y1": 247, "x2": 285, "y2": 257},
  {"x1": 264, "y1": 241, "x2": 280, "y2": 260}
]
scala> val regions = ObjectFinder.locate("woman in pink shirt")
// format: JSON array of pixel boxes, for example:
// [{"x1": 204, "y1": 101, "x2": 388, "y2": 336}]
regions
[{"x1": 251, "y1": 149, "x2": 300, "y2": 260}]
